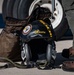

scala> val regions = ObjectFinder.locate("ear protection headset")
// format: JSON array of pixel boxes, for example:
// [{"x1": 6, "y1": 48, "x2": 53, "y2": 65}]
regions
[{"x1": 20, "y1": 19, "x2": 56, "y2": 68}]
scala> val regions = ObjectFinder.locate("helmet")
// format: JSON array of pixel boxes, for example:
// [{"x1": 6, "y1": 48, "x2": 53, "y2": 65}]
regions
[
  {"x1": 20, "y1": 19, "x2": 56, "y2": 68},
  {"x1": 21, "y1": 19, "x2": 54, "y2": 41}
]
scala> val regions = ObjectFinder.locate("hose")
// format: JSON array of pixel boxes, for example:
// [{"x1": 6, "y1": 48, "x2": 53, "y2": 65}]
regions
[{"x1": 0, "y1": 57, "x2": 34, "y2": 69}]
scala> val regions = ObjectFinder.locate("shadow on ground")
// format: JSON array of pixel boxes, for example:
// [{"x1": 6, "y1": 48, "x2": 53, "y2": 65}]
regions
[{"x1": 55, "y1": 52, "x2": 73, "y2": 67}]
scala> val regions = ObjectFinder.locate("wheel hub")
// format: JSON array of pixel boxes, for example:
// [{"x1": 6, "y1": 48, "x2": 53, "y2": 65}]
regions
[{"x1": 29, "y1": 0, "x2": 63, "y2": 29}]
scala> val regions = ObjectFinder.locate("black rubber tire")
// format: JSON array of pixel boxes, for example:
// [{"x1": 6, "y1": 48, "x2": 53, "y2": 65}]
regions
[
  {"x1": 2, "y1": 0, "x2": 15, "y2": 19},
  {"x1": 2, "y1": 0, "x2": 69, "y2": 40},
  {"x1": 54, "y1": 13, "x2": 69, "y2": 41},
  {"x1": 2, "y1": 0, "x2": 7, "y2": 20},
  {"x1": 17, "y1": 0, "x2": 33, "y2": 19},
  {"x1": 12, "y1": 0, "x2": 20, "y2": 19}
]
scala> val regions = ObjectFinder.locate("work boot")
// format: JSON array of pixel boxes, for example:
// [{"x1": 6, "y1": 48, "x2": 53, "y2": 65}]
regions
[
  {"x1": 62, "y1": 61, "x2": 74, "y2": 72},
  {"x1": 62, "y1": 47, "x2": 74, "y2": 59}
]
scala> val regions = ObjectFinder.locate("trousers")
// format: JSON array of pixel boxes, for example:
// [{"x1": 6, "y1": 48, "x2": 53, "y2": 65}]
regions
[{"x1": 62, "y1": 0, "x2": 74, "y2": 48}]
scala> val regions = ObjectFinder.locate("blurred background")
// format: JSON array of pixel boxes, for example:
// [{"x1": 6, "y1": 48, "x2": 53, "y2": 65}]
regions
[{"x1": 0, "y1": 0, "x2": 5, "y2": 28}]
